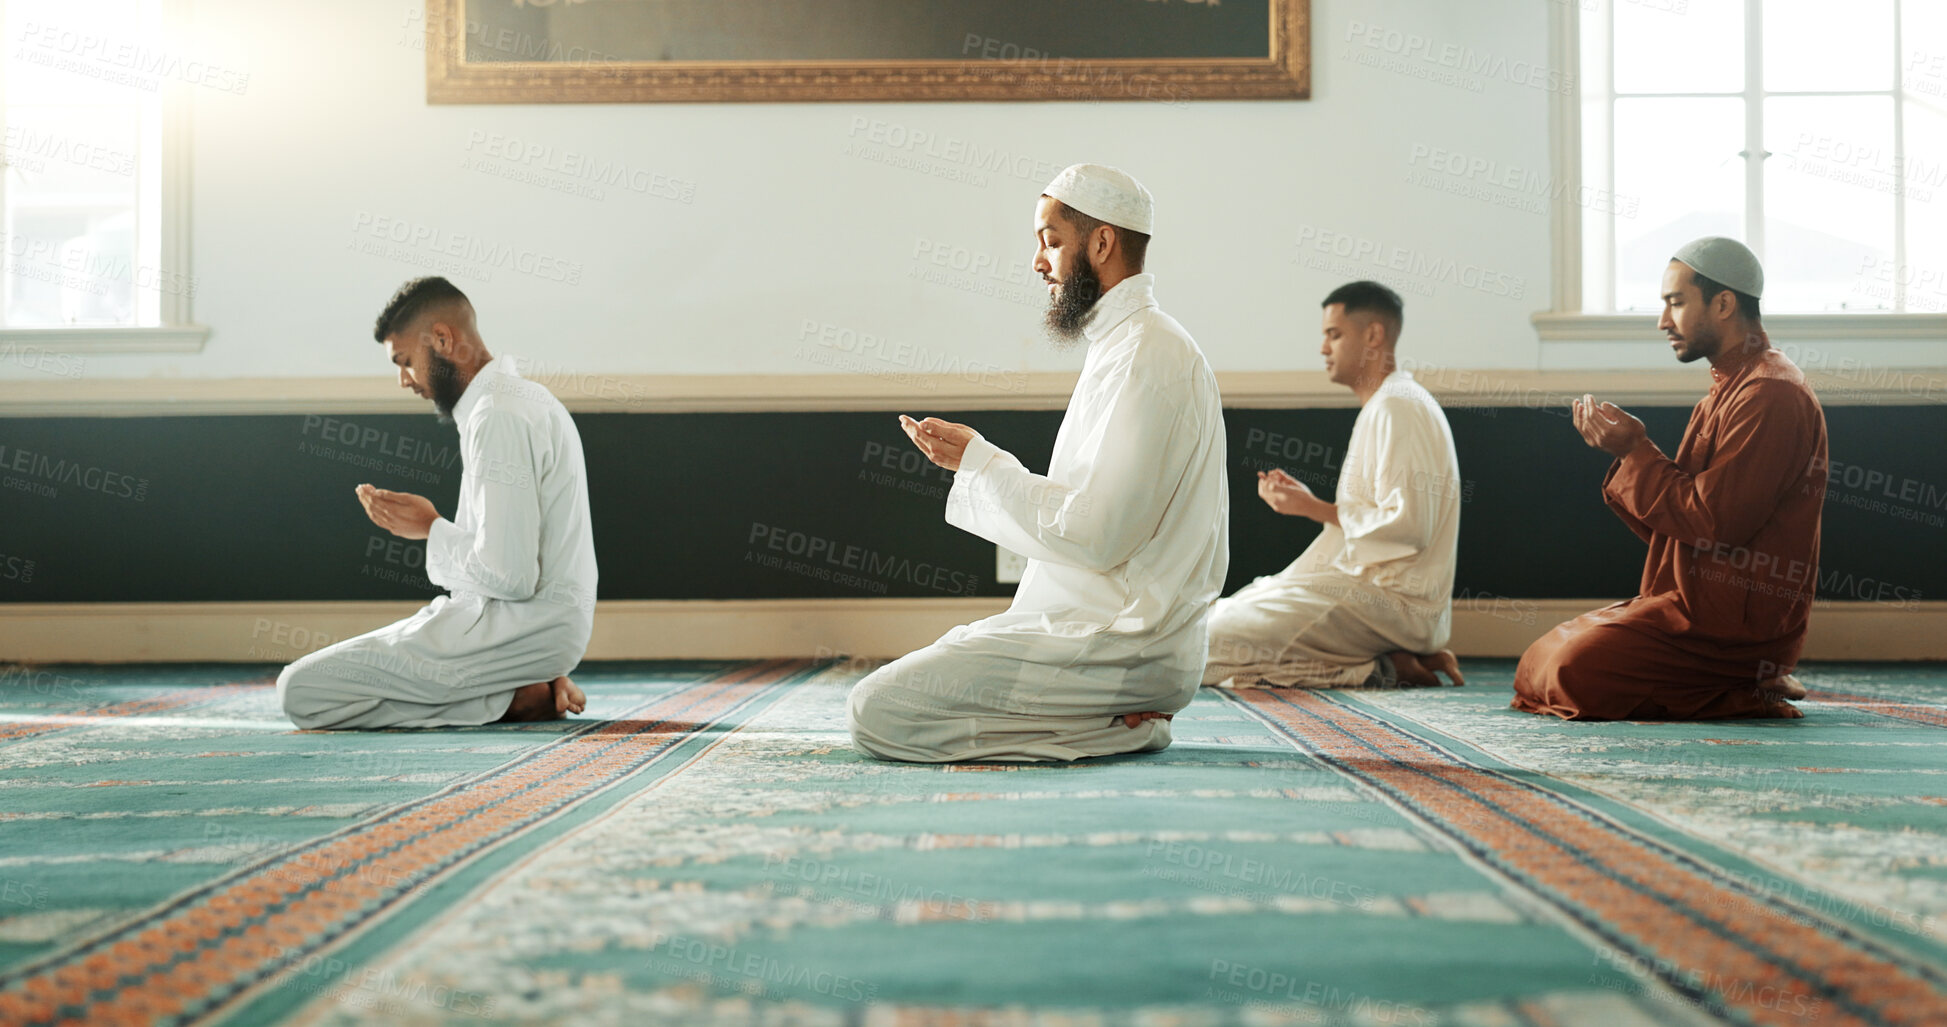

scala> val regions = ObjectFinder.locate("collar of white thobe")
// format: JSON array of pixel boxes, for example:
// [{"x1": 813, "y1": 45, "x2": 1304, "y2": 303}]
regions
[
  {"x1": 452, "y1": 356, "x2": 512, "y2": 430},
  {"x1": 1082, "y1": 272, "x2": 1158, "y2": 345}
]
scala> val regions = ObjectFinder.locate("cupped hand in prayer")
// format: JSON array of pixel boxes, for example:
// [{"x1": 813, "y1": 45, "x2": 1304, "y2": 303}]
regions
[
  {"x1": 1257, "y1": 468, "x2": 1320, "y2": 518},
  {"x1": 356, "y1": 483, "x2": 440, "y2": 540},
  {"x1": 899, "y1": 414, "x2": 975, "y2": 472},
  {"x1": 1571, "y1": 394, "x2": 1648, "y2": 459}
]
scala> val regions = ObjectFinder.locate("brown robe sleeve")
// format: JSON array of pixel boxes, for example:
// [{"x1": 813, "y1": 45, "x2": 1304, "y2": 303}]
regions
[
  {"x1": 1602, "y1": 381, "x2": 1820, "y2": 551},
  {"x1": 1601, "y1": 456, "x2": 1659, "y2": 544}
]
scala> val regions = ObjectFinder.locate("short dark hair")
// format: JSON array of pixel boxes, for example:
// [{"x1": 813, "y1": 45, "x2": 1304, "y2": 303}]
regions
[
  {"x1": 1690, "y1": 270, "x2": 1761, "y2": 322},
  {"x1": 1051, "y1": 200, "x2": 1150, "y2": 273},
  {"x1": 1322, "y1": 280, "x2": 1404, "y2": 340},
  {"x1": 374, "y1": 276, "x2": 470, "y2": 343}
]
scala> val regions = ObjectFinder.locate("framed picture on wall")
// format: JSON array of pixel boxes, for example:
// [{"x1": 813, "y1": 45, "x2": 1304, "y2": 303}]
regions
[{"x1": 424, "y1": 0, "x2": 1309, "y2": 103}]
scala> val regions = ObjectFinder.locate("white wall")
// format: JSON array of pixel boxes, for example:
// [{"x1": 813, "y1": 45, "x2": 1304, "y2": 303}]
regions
[{"x1": 34, "y1": 0, "x2": 1562, "y2": 381}]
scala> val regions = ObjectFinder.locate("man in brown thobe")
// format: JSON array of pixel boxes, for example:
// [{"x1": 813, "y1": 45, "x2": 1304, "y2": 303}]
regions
[{"x1": 1514, "y1": 237, "x2": 1827, "y2": 720}]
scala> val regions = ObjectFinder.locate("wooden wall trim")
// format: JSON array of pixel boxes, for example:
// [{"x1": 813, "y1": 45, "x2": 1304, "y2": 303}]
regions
[
  {"x1": 1, "y1": 598, "x2": 1939, "y2": 664},
  {"x1": 2, "y1": 366, "x2": 1942, "y2": 417}
]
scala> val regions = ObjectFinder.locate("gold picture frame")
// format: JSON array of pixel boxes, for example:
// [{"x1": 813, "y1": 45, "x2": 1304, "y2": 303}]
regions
[{"x1": 425, "y1": 0, "x2": 1309, "y2": 104}]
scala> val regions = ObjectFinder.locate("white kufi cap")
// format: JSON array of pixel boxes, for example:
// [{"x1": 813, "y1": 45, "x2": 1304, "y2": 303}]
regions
[{"x1": 1042, "y1": 163, "x2": 1154, "y2": 234}]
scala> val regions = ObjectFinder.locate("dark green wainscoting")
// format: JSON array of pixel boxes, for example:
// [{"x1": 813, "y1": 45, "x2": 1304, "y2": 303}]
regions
[{"x1": 0, "y1": 404, "x2": 1940, "y2": 604}]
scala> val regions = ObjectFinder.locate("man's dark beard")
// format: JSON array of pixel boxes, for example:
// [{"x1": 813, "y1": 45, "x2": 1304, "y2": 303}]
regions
[
  {"x1": 1674, "y1": 322, "x2": 1719, "y2": 364},
  {"x1": 428, "y1": 352, "x2": 465, "y2": 423},
  {"x1": 1043, "y1": 259, "x2": 1103, "y2": 346}
]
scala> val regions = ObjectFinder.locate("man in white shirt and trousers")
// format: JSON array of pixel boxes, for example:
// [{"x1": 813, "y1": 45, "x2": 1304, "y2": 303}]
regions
[
  {"x1": 848, "y1": 164, "x2": 1230, "y2": 762},
  {"x1": 1203, "y1": 281, "x2": 1465, "y2": 690},
  {"x1": 278, "y1": 277, "x2": 599, "y2": 728}
]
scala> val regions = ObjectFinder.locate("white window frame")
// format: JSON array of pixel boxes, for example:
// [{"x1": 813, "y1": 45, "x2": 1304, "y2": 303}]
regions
[
  {"x1": 1534, "y1": 0, "x2": 1947, "y2": 348},
  {"x1": 0, "y1": 0, "x2": 205, "y2": 354}
]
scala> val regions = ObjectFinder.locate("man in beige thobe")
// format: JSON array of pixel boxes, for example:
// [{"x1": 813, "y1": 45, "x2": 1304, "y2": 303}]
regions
[{"x1": 1204, "y1": 281, "x2": 1464, "y2": 690}]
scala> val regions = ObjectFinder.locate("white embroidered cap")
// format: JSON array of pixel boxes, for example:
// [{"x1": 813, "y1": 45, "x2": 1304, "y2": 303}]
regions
[{"x1": 1043, "y1": 163, "x2": 1154, "y2": 235}]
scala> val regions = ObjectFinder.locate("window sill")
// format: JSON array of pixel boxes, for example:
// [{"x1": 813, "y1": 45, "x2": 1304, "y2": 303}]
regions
[
  {"x1": 0, "y1": 325, "x2": 210, "y2": 353},
  {"x1": 1533, "y1": 312, "x2": 1947, "y2": 344}
]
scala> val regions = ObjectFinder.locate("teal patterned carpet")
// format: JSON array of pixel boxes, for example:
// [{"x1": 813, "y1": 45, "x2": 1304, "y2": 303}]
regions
[{"x1": 0, "y1": 659, "x2": 1943, "y2": 1026}]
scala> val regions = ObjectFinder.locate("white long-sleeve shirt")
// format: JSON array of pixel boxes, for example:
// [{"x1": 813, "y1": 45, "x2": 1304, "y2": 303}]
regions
[
  {"x1": 942, "y1": 273, "x2": 1229, "y2": 704},
  {"x1": 427, "y1": 357, "x2": 598, "y2": 625}
]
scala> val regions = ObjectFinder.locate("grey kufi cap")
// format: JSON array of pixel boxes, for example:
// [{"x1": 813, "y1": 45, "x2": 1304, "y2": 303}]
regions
[{"x1": 1672, "y1": 236, "x2": 1764, "y2": 299}]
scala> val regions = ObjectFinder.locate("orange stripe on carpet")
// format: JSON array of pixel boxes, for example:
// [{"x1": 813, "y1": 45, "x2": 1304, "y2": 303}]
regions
[
  {"x1": 0, "y1": 660, "x2": 805, "y2": 1027},
  {"x1": 0, "y1": 680, "x2": 271, "y2": 744},
  {"x1": 1236, "y1": 688, "x2": 1945, "y2": 1027},
  {"x1": 1806, "y1": 690, "x2": 1947, "y2": 728}
]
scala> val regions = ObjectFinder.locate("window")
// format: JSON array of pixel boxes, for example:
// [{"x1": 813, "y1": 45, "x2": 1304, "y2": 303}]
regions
[
  {"x1": 0, "y1": 0, "x2": 201, "y2": 346},
  {"x1": 1577, "y1": 0, "x2": 1945, "y2": 315}
]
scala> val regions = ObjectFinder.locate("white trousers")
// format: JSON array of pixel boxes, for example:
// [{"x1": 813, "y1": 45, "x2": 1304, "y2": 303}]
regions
[
  {"x1": 846, "y1": 629, "x2": 1194, "y2": 763},
  {"x1": 1202, "y1": 571, "x2": 1445, "y2": 688},
  {"x1": 277, "y1": 595, "x2": 589, "y2": 730}
]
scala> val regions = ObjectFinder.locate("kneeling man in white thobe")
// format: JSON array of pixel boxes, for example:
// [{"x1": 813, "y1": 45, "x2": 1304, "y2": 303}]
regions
[
  {"x1": 1204, "y1": 281, "x2": 1464, "y2": 690},
  {"x1": 279, "y1": 276, "x2": 598, "y2": 729},
  {"x1": 848, "y1": 163, "x2": 1230, "y2": 762}
]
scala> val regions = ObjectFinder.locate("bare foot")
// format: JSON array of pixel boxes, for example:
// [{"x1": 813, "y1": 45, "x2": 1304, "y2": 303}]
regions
[
  {"x1": 1757, "y1": 673, "x2": 1807, "y2": 701},
  {"x1": 1420, "y1": 649, "x2": 1466, "y2": 687},
  {"x1": 1388, "y1": 651, "x2": 1441, "y2": 688},
  {"x1": 551, "y1": 675, "x2": 586, "y2": 716},
  {"x1": 1120, "y1": 711, "x2": 1174, "y2": 729},
  {"x1": 497, "y1": 680, "x2": 556, "y2": 723},
  {"x1": 1758, "y1": 696, "x2": 1805, "y2": 719}
]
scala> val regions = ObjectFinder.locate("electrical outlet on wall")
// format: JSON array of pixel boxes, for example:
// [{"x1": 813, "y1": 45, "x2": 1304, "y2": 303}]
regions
[{"x1": 996, "y1": 546, "x2": 1027, "y2": 584}]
